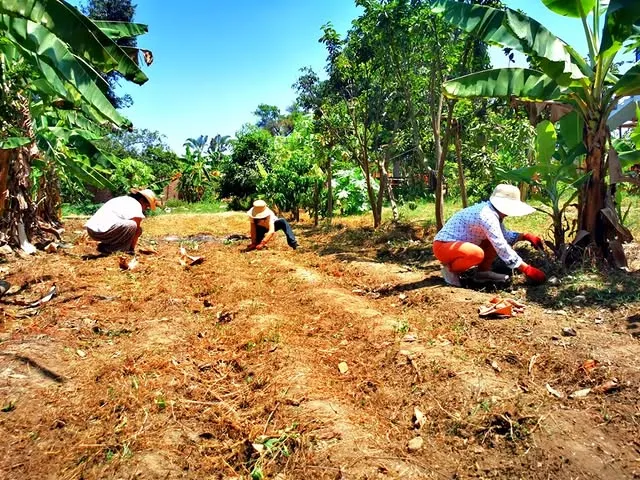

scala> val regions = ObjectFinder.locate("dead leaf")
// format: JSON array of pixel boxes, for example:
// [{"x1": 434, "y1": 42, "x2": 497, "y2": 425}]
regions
[
  {"x1": 593, "y1": 379, "x2": 620, "y2": 394},
  {"x1": 28, "y1": 285, "x2": 58, "y2": 308},
  {"x1": 569, "y1": 388, "x2": 591, "y2": 399},
  {"x1": 546, "y1": 383, "x2": 564, "y2": 399},
  {"x1": 179, "y1": 246, "x2": 204, "y2": 266},
  {"x1": 528, "y1": 354, "x2": 539, "y2": 377},
  {"x1": 486, "y1": 358, "x2": 501, "y2": 373},
  {"x1": 138, "y1": 247, "x2": 157, "y2": 255},
  {"x1": 413, "y1": 407, "x2": 426, "y2": 429},
  {"x1": 582, "y1": 359, "x2": 597, "y2": 373},
  {"x1": 118, "y1": 256, "x2": 138, "y2": 270},
  {"x1": 44, "y1": 242, "x2": 58, "y2": 253}
]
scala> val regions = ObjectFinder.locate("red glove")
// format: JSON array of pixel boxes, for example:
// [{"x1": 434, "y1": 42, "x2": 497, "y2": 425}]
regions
[
  {"x1": 519, "y1": 263, "x2": 546, "y2": 283},
  {"x1": 522, "y1": 233, "x2": 544, "y2": 250},
  {"x1": 246, "y1": 243, "x2": 257, "y2": 251}
]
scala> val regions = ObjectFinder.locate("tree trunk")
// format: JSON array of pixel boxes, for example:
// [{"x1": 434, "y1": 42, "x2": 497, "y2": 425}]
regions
[
  {"x1": 435, "y1": 98, "x2": 455, "y2": 230},
  {"x1": 326, "y1": 155, "x2": 333, "y2": 223},
  {"x1": 380, "y1": 154, "x2": 398, "y2": 223},
  {"x1": 37, "y1": 160, "x2": 63, "y2": 227},
  {"x1": 313, "y1": 180, "x2": 319, "y2": 227},
  {"x1": 454, "y1": 120, "x2": 468, "y2": 208},
  {"x1": 578, "y1": 120, "x2": 607, "y2": 248},
  {"x1": 0, "y1": 147, "x2": 38, "y2": 251}
]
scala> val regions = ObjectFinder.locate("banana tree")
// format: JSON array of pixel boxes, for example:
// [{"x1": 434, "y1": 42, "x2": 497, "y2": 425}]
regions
[
  {"x1": 0, "y1": 0, "x2": 150, "y2": 250},
  {"x1": 430, "y1": 0, "x2": 640, "y2": 257}
]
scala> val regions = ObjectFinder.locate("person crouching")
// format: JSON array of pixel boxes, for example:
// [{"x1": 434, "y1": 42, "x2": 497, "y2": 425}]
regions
[
  {"x1": 85, "y1": 188, "x2": 157, "y2": 254},
  {"x1": 246, "y1": 200, "x2": 298, "y2": 251},
  {"x1": 433, "y1": 184, "x2": 546, "y2": 287}
]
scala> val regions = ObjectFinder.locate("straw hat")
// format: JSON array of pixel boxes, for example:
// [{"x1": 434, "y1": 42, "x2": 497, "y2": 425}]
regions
[
  {"x1": 131, "y1": 188, "x2": 158, "y2": 210},
  {"x1": 489, "y1": 184, "x2": 534, "y2": 217},
  {"x1": 247, "y1": 199, "x2": 272, "y2": 219}
]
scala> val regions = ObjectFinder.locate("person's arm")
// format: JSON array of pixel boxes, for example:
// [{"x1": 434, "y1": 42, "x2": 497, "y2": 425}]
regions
[
  {"x1": 480, "y1": 211, "x2": 523, "y2": 269},
  {"x1": 256, "y1": 217, "x2": 276, "y2": 249},
  {"x1": 249, "y1": 220, "x2": 257, "y2": 247},
  {"x1": 130, "y1": 217, "x2": 143, "y2": 250}
]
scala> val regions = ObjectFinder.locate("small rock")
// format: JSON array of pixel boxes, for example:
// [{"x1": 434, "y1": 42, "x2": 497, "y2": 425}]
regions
[
  {"x1": 562, "y1": 327, "x2": 577, "y2": 337},
  {"x1": 398, "y1": 293, "x2": 408, "y2": 301},
  {"x1": 594, "y1": 317, "x2": 604, "y2": 325},
  {"x1": 548, "y1": 276, "x2": 559, "y2": 286},
  {"x1": 572, "y1": 295, "x2": 586, "y2": 304},
  {"x1": 402, "y1": 334, "x2": 417, "y2": 343},
  {"x1": 76, "y1": 349, "x2": 87, "y2": 358},
  {"x1": 338, "y1": 362, "x2": 349, "y2": 374},
  {"x1": 407, "y1": 436, "x2": 424, "y2": 452},
  {"x1": 0, "y1": 245, "x2": 13, "y2": 255}
]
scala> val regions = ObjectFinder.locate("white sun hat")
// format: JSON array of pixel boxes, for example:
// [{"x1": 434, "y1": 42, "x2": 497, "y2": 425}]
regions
[
  {"x1": 489, "y1": 184, "x2": 535, "y2": 217},
  {"x1": 247, "y1": 199, "x2": 273, "y2": 219},
  {"x1": 131, "y1": 188, "x2": 158, "y2": 210}
]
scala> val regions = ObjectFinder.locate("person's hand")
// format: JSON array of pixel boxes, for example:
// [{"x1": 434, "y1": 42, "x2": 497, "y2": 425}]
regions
[
  {"x1": 522, "y1": 233, "x2": 544, "y2": 250},
  {"x1": 255, "y1": 242, "x2": 266, "y2": 250},
  {"x1": 519, "y1": 263, "x2": 546, "y2": 283},
  {"x1": 245, "y1": 243, "x2": 257, "y2": 252}
]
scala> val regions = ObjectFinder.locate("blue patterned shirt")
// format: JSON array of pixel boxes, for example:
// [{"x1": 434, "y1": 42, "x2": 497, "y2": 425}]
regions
[{"x1": 434, "y1": 201, "x2": 522, "y2": 269}]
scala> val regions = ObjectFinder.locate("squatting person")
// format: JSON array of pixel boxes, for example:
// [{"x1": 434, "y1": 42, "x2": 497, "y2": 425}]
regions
[
  {"x1": 85, "y1": 188, "x2": 158, "y2": 254},
  {"x1": 433, "y1": 184, "x2": 546, "y2": 287},
  {"x1": 246, "y1": 200, "x2": 298, "y2": 251}
]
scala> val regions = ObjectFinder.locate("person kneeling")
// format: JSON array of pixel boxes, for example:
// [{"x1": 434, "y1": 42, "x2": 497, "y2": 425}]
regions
[
  {"x1": 85, "y1": 188, "x2": 157, "y2": 254},
  {"x1": 246, "y1": 200, "x2": 298, "y2": 251},
  {"x1": 433, "y1": 184, "x2": 546, "y2": 287}
]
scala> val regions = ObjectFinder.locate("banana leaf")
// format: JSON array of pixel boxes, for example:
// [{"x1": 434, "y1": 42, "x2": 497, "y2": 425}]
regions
[
  {"x1": 600, "y1": 0, "x2": 640, "y2": 64},
  {"x1": 541, "y1": 0, "x2": 596, "y2": 18},
  {"x1": 1, "y1": 0, "x2": 148, "y2": 84},
  {"x1": 93, "y1": 20, "x2": 148, "y2": 41},
  {"x1": 429, "y1": 0, "x2": 590, "y2": 85},
  {"x1": 444, "y1": 68, "x2": 568, "y2": 102},
  {"x1": 0, "y1": 137, "x2": 31, "y2": 148},
  {"x1": 613, "y1": 61, "x2": 640, "y2": 97}
]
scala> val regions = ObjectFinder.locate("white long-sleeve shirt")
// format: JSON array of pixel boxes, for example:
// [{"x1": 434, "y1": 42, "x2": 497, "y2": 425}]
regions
[{"x1": 434, "y1": 201, "x2": 523, "y2": 269}]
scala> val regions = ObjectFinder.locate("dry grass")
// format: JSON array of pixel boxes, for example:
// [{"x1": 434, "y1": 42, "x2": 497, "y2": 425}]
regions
[{"x1": 0, "y1": 212, "x2": 639, "y2": 479}]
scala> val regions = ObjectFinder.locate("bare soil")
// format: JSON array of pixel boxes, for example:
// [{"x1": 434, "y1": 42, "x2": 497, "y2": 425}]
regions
[{"x1": 1, "y1": 212, "x2": 639, "y2": 479}]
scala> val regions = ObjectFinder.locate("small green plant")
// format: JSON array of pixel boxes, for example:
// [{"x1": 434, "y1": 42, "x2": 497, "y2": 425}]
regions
[
  {"x1": 155, "y1": 394, "x2": 167, "y2": 411},
  {"x1": 394, "y1": 319, "x2": 410, "y2": 335},
  {"x1": 500, "y1": 116, "x2": 589, "y2": 252},
  {"x1": 1, "y1": 400, "x2": 16, "y2": 412},
  {"x1": 249, "y1": 425, "x2": 300, "y2": 479}
]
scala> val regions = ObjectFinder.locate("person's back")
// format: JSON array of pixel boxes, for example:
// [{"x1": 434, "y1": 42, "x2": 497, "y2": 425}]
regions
[{"x1": 86, "y1": 196, "x2": 144, "y2": 233}]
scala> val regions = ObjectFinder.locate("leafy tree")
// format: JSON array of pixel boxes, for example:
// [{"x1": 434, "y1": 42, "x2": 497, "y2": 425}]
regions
[
  {"x1": 259, "y1": 114, "x2": 322, "y2": 220},
  {"x1": 253, "y1": 104, "x2": 294, "y2": 136},
  {"x1": 219, "y1": 126, "x2": 274, "y2": 208},
  {"x1": 111, "y1": 156, "x2": 155, "y2": 196},
  {"x1": 432, "y1": 0, "x2": 640, "y2": 259}
]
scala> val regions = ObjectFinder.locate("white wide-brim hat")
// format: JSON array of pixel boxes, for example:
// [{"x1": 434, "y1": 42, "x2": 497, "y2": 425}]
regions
[
  {"x1": 131, "y1": 188, "x2": 158, "y2": 210},
  {"x1": 247, "y1": 199, "x2": 271, "y2": 219},
  {"x1": 489, "y1": 184, "x2": 535, "y2": 217}
]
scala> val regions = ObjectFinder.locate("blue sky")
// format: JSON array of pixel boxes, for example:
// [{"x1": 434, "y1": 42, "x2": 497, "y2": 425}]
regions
[{"x1": 75, "y1": 1, "x2": 636, "y2": 153}]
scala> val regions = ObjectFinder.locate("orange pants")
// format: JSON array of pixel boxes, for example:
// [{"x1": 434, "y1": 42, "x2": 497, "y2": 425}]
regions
[{"x1": 433, "y1": 240, "x2": 497, "y2": 273}]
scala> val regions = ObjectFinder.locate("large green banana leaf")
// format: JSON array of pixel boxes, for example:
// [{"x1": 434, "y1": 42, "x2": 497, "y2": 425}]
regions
[
  {"x1": 0, "y1": 15, "x2": 130, "y2": 127},
  {"x1": 600, "y1": 0, "x2": 640, "y2": 64},
  {"x1": 429, "y1": 0, "x2": 590, "y2": 85},
  {"x1": 1, "y1": 0, "x2": 148, "y2": 84},
  {"x1": 541, "y1": 0, "x2": 596, "y2": 18},
  {"x1": 613, "y1": 61, "x2": 640, "y2": 97},
  {"x1": 444, "y1": 68, "x2": 568, "y2": 102},
  {"x1": 93, "y1": 20, "x2": 148, "y2": 41}
]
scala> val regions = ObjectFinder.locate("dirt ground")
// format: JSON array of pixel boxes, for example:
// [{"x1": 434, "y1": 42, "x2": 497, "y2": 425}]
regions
[{"x1": 1, "y1": 212, "x2": 639, "y2": 479}]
